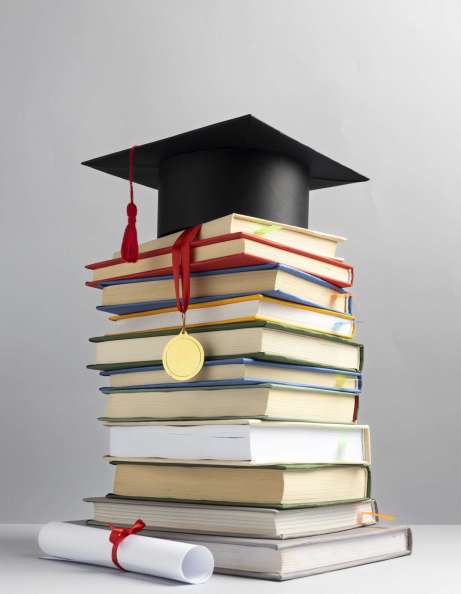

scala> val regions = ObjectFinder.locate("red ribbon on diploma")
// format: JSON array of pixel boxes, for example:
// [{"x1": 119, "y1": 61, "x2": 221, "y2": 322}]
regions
[
  {"x1": 171, "y1": 225, "x2": 202, "y2": 318},
  {"x1": 109, "y1": 518, "x2": 146, "y2": 571}
]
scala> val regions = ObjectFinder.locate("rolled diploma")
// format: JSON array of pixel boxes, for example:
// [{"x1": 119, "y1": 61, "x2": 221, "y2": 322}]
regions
[{"x1": 38, "y1": 522, "x2": 214, "y2": 584}]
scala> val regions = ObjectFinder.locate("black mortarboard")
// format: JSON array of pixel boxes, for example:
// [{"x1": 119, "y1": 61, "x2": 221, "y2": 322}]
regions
[{"x1": 82, "y1": 114, "x2": 368, "y2": 238}]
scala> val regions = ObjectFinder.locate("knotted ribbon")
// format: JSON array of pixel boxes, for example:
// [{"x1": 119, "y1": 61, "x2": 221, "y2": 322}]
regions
[{"x1": 109, "y1": 518, "x2": 146, "y2": 570}]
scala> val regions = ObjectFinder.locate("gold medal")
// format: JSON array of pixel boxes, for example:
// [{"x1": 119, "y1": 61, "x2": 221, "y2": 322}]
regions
[
  {"x1": 162, "y1": 313, "x2": 204, "y2": 380},
  {"x1": 162, "y1": 226, "x2": 205, "y2": 380}
]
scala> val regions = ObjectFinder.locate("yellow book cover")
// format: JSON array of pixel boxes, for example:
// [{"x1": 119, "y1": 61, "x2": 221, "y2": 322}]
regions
[{"x1": 107, "y1": 294, "x2": 356, "y2": 339}]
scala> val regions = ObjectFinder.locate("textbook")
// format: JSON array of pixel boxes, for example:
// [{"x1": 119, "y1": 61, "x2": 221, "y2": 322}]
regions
[
  {"x1": 88, "y1": 321, "x2": 364, "y2": 372},
  {"x1": 84, "y1": 523, "x2": 412, "y2": 580},
  {"x1": 112, "y1": 212, "x2": 346, "y2": 260},
  {"x1": 106, "y1": 420, "x2": 371, "y2": 464},
  {"x1": 99, "y1": 383, "x2": 359, "y2": 424},
  {"x1": 106, "y1": 295, "x2": 356, "y2": 339},
  {"x1": 84, "y1": 497, "x2": 377, "y2": 539},
  {"x1": 110, "y1": 461, "x2": 370, "y2": 507},
  {"x1": 97, "y1": 264, "x2": 352, "y2": 315},
  {"x1": 86, "y1": 232, "x2": 354, "y2": 287},
  {"x1": 100, "y1": 358, "x2": 362, "y2": 393}
]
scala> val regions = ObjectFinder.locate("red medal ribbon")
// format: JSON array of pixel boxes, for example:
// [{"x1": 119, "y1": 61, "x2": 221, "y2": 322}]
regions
[
  {"x1": 171, "y1": 225, "x2": 202, "y2": 317},
  {"x1": 109, "y1": 518, "x2": 146, "y2": 571}
]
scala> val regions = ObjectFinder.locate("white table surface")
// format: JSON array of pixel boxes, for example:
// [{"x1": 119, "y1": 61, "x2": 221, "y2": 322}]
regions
[{"x1": 1, "y1": 524, "x2": 460, "y2": 593}]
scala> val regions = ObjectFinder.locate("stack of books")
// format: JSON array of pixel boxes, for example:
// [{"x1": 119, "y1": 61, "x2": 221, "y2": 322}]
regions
[{"x1": 85, "y1": 213, "x2": 411, "y2": 580}]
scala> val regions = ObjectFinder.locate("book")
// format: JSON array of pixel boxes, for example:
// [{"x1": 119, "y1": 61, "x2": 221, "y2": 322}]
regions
[
  {"x1": 110, "y1": 461, "x2": 370, "y2": 507},
  {"x1": 97, "y1": 264, "x2": 352, "y2": 315},
  {"x1": 99, "y1": 383, "x2": 359, "y2": 424},
  {"x1": 86, "y1": 232, "x2": 353, "y2": 287},
  {"x1": 100, "y1": 358, "x2": 362, "y2": 393},
  {"x1": 107, "y1": 295, "x2": 356, "y2": 339},
  {"x1": 84, "y1": 522, "x2": 412, "y2": 580},
  {"x1": 112, "y1": 213, "x2": 346, "y2": 259},
  {"x1": 84, "y1": 497, "x2": 378, "y2": 539},
  {"x1": 106, "y1": 420, "x2": 370, "y2": 464},
  {"x1": 88, "y1": 320, "x2": 364, "y2": 372}
]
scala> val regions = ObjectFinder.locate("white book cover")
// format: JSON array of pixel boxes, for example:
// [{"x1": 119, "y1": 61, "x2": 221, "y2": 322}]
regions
[{"x1": 108, "y1": 420, "x2": 370, "y2": 464}]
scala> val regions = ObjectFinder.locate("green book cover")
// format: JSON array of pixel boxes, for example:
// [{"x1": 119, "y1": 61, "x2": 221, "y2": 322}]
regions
[
  {"x1": 108, "y1": 462, "x2": 371, "y2": 509},
  {"x1": 88, "y1": 320, "x2": 364, "y2": 372},
  {"x1": 99, "y1": 382, "x2": 358, "y2": 424}
]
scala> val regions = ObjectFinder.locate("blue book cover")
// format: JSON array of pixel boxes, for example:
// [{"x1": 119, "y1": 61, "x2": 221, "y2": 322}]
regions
[
  {"x1": 99, "y1": 357, "x2": 362, "y2": 394},
  {"x1": 96, "y1": 263, "x2": 352, "y2": 315}
]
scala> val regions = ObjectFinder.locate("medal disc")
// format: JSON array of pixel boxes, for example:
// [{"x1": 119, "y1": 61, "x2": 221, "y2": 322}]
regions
[{"x1": 162, "y1": 331, "x2": 205, "y2": 380}]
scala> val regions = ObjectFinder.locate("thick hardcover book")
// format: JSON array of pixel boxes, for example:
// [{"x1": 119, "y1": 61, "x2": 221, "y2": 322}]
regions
[
  {"x1": 100, "y1": 357, "x2": 362, "y2": 394},
  {"x1": 83, "y1": 497, "x2": 378, "y2": 539},
  {"x1": 81, "y1": 522, "x2": 412, "y2": 580},
  {"x1": 86, "y1": 232, "x2": 354, "y2": 288},
  {"x1": 99, "y1": 382, "x2": 360, "y2": 424},
  {"x1": 88, "y1": 320, "x2": 364, "y2": 372},
  {"x1": 108, "y1": 461, "x2": 371, "y2": 508},
  {"x1": 96, "y1": 263, "x2": 352, "y2": 315},
  {"x1": 111, "y1": 212, "x2": 346, "y2": 260},
  {"x1": 105, "y1": 420, "x2": 371, "y2": 464}
]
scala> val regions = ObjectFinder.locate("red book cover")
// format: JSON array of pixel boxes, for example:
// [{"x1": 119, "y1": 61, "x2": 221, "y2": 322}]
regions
[{"x1": 86, "y1": 232, "x2": 354, "y2": 289}]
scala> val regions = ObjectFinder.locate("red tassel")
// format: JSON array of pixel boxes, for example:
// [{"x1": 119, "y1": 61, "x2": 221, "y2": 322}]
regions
[
  {"x1": 121, "y1": 202, "x2": 139, "y2": 262},
  {"x1": 121, "y1": 145, "x2": 139, "y2": 262}
]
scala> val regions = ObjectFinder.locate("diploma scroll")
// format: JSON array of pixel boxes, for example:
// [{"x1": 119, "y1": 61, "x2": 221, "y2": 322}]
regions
[{"x1": 38, "y1": 521, "x2": 214, "y2": 584}]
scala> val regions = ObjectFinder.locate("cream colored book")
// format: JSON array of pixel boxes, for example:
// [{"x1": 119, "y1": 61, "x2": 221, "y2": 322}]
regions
[
  {"x1": 89, "y1": 321, "x2": 364, "y2": 372},
  {"x1": 112, "y1": 213, "x2": 345, "y2": 259},
  {"x1": 87, "y1": 234, "x2": 353, "y2": 287},
  {"x1": 100, "y1": 384, "x2": 359, "y2": 424},
  {"x1": 100, "y1": 264, "x2": 352, "y2": 315},
  {"x1": 107, "y1": 295, "x2": 356, "y2": 338},
  {"x1": 110, "y1": 462, "x2": 370, "y2": 507},
  {"x1": 84, "y1": 497, "x2": 378, "y2": 539}
]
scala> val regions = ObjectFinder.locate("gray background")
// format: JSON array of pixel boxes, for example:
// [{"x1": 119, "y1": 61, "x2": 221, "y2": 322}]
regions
[{"x1": 1, "y1": 0, "x2": 460, "y2": 523}]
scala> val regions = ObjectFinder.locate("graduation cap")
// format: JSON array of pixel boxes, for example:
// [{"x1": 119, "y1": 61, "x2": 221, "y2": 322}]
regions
[{"x1": 82, "y1": 114, "x2": 368, "y2": 261}]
